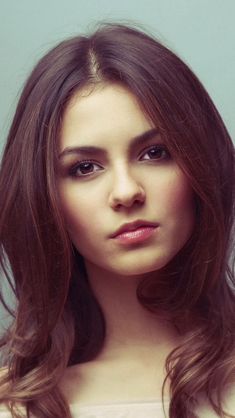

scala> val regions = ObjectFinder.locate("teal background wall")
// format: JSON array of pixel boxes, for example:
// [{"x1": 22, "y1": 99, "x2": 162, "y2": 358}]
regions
[{"x1": 0, "y1": 0, "x2": 235, "y2": 150}]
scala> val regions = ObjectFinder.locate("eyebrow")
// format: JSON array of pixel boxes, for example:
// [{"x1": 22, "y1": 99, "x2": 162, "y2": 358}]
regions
[{"x1": 58, "y1": 128, "x2": 159, "y2": 160}]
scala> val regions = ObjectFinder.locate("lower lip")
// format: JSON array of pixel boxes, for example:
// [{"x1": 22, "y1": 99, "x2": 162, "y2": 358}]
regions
[{"x1": 113, "y1": 226, "x2": 157, "y2": 245}]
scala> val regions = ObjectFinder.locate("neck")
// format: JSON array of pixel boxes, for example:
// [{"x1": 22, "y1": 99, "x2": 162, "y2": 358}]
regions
[{"x1": 85, "y1": 261, "x2": 182, "y2": 361}]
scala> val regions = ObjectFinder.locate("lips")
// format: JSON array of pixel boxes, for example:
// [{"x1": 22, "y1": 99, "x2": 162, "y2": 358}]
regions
[{"x1": 110, "y1": 220, "x2": 159, "y2": 238}]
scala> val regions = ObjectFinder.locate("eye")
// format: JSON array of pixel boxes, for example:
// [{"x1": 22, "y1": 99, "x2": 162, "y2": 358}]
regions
[
  {"x1": 69, "y1": 161, "x2": 103, "y2": 178},
  {"x1": 140, "y1": 145, "x2": 171, "y2": 161}
]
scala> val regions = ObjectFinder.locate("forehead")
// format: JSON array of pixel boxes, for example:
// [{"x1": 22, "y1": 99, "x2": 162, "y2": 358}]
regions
[{"x1": 60, "y1": 83, "x2": 154, "y2": 151}]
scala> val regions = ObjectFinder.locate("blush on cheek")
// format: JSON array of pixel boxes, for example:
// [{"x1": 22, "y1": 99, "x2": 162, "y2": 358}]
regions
[
  {"x1": 160, "y1": 174, "x2": 195, "y2": 239},
  {"x1": 168, "y1": 173, "x2": 194, "y2": 208},
  {"x1": 171, "y1": 189, "x2": 194, "y2": 212}
]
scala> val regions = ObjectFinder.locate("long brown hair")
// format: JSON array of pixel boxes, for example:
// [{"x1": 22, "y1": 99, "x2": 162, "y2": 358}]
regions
[{"x1": 0, "y1": 22, "x2": 234, "y2": 418}]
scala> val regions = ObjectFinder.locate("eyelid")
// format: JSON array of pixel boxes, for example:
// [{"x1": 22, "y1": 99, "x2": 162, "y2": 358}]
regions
[
  {"x1": 70, "y1": 158, "x2": 101, "y2": 168},
  {"x1": 66, "y1": 143, "x2": 170, "y2": 178},
  {"x1": 139, "y1": 144, "x2": 170, "y2": 159},
  {"x1": 69, "y1": 159, "x2": 104, "y2": 177}
]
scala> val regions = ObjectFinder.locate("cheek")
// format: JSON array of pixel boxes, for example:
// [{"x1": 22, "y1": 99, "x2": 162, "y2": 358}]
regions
[
  {"x1": 58, "y1": 186, "x2": 101, "y2": 238},
  {"x1": 150, "y1": 170, "x2": 195, "y2": 242},
  {"x1": 157, "y1": 171, "x2": 194, "y2": 215},
  {"x1": 168, "y1": 180, "x2": 194, "y2": 214}
]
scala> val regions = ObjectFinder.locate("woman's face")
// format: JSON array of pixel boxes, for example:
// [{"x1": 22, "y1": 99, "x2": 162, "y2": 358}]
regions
[{"x1": 57, "y1": 83, "x2": 195, "y2": 276}]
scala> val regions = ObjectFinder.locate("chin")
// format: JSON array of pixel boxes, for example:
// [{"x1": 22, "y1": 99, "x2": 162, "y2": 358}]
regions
[{"x1": 108, "y1": 258, "x2": 171, "y2": 277}]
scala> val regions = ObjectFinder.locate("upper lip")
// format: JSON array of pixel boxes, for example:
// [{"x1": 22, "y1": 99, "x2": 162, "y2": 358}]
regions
[{"x1": 110, "y1": 220, "x2": 159, "y2": 238}]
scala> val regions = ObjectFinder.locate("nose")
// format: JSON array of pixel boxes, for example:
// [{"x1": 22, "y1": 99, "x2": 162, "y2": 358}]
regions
[{"x1": 108, "y1": 167, "x2": 146, "y2": 210}]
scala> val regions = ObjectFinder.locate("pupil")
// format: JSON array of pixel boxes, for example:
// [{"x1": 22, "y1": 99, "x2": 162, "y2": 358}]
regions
[
  {"x1": 80, "y1": 163, "x2": 93, "y2": 173},
  {"x1": 150, "y1": 148, "x2": 162, "y2": 158}
]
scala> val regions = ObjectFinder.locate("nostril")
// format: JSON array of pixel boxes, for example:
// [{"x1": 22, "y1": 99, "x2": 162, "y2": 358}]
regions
[{"x1": 109, "y1": 186, "x2": 146, "y2": 209}]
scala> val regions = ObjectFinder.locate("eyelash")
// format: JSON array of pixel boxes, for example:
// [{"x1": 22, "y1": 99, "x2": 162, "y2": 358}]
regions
[{"x1": 68, "y1": 145, "x2": 171, "y2": 178}]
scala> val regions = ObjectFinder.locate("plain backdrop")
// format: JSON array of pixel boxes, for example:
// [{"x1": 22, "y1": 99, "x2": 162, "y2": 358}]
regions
[
  {"x1": 1, "y1": 0, "x2": 235, "y2": 150},
  {"x1": 0, "y1": 0, "x2": 234, "y2": 329}
]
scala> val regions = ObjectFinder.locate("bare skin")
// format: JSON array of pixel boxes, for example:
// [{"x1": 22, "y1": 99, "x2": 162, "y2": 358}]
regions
[
  {"x1": 58, "y1": 84, "x2": 194, "y2": 405},
  {"x1": 59, "y1": 266, "x2": 182, "y2": 405}
]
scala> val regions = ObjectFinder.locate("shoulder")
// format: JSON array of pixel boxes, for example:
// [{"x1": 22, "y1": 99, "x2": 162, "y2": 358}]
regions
[
  {"x1": 195, "y1": 384, "x2": 235, "y2": 417},
  {"x1": 0, "y1": 367, "x2": 10, "y2": 395},
  {"x1": 0, "y1": 369, "x2": 10, "y2": 416},
  {"x1": 0, "y1": 403, "x2": 26, "y2": 418},
  {"x1": 0, "y1": 404, "x2": 11, "y2": 417},
  {"x1": 0, "y1": 367, "x2": 11, "y2": 397},
  {"x1": 0, "y1": 367, "x2": 8, "y2": 378},
  {"x1": 0, "y1": 368, "x2": 26, "y2": 417}
]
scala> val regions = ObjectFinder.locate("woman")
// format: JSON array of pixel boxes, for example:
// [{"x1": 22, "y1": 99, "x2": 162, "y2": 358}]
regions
[{"x1": 0, "y1": 22, "x2": 234, "y2": 418}]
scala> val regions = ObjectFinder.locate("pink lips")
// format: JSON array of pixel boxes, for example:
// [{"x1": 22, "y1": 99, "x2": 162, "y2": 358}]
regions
[{"x1": 110, "y1": 220, "x2": 158, "y2": 245}]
